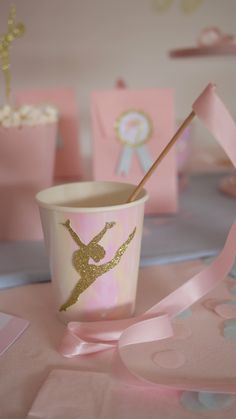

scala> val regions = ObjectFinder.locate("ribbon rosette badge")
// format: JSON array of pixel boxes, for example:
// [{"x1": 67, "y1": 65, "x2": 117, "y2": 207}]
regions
[{"x1": 115, "y1": 110, "x2": 154, "y2": 176}]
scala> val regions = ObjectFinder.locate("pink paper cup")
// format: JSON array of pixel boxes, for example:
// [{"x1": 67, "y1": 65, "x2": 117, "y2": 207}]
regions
[
  {"x1": 0, "y1": 123, "x2": 57, "y2": 241},
  {"x1": 36, "y1": 181, "x2": 148, "y2": 322}
]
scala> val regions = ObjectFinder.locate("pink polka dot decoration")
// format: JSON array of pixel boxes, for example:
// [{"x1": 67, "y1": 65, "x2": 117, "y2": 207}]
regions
[
  {"x1": 214, "y1": 301, "x2": 236, "y2": 319},
  {"x1": 152, "y1": 349, "x2": 186, "y2": 369}
]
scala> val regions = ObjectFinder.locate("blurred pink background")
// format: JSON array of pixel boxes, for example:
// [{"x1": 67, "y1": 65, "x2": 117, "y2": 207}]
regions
[{"x1": 0, "y1": 0, "x2": 235, "y2": 166}]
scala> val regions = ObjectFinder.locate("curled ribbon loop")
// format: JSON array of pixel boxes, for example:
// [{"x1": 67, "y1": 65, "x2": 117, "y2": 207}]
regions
[
  {"x1": 60, "y1": 221, "x2": 236, "y2": 392},
  {"x1": 60, "y1": 84, "x2": 236, "y2": 393}
]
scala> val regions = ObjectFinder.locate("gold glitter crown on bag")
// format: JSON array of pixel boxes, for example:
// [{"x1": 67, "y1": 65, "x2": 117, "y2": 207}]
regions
[{"x1": 0, "y1": 4, "x2": 25, "y2": 101}]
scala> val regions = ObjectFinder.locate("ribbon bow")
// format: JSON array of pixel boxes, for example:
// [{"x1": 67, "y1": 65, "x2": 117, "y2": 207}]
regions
[
  {"x1": 60, "y1": 84, "x2": 236, "y2": 393},
  {"x1": 60, "y1": 220, "x2": 236, "y2": 392}
]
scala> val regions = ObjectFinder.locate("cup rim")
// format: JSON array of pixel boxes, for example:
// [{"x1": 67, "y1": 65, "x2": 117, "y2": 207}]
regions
[{"x1": 36, "y1": 181, "x2": 148, "y2": 213}]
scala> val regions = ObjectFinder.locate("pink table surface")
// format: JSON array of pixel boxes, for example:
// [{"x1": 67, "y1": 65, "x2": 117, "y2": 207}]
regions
[{"x1": 0, "y1": 260, "x2": 235, "y2": 419}]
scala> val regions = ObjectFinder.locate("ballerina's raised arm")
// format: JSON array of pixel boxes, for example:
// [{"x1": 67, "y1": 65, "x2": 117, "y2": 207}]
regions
[
  {"x1": 89, "y1": 222, "x2": 116, "y2": 246},
  {"x1": 92, "y1": 227, "x2": 136, "y2": 277},
  {"x1": 61, "y1": 220, "x2": 116, "y2": 249},
  {"x1": 61, "y1": 219, "x2": 85, "y2": 248}
]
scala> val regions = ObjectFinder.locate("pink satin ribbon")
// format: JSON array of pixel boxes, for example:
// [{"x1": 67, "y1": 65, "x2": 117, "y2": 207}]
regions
[
  {"x1": 193, "y1": 83, "x2": 236, "y2": 167},
  {"x1": 60, "y1": 83, "x2": 236, "y2": 393}
]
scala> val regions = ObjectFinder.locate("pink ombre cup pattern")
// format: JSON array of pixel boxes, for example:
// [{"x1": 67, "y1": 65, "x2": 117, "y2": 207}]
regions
[
  {"x1": 36, "y1": 181, "x2": 148, "y2": 322},
  {"x1": 0, "y1": 123, "x2": 57, "y2": 240}
]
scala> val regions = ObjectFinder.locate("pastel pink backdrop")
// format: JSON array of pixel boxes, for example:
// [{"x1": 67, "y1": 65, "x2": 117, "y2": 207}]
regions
[
  {"x1": 15, "y1": 88, "x2": 81, "y2": 181},
  {"x1": 0, "y1": 123, "x2": 57, "y2": 241},
  {"x1": 91, "y1": 89, "x2": 177, "y2": 214}
]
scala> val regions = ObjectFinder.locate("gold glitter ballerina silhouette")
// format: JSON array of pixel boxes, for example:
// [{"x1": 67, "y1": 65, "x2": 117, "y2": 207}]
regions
[{"x1": 59, "y1": 220, "x2": 136, "y2": 311}]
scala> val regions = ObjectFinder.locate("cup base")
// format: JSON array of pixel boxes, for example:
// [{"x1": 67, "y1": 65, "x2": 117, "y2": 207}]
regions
[{"x1": 56, "y1": 301, "x2": 136, "y2": 324}]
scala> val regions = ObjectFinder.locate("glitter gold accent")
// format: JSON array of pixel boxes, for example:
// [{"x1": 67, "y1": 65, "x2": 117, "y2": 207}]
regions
[
  {"x1": 0, "y1": 5, "x2": 25, "y2": 100},
  {"x1": 59, "y1": 220, "x2": 136, "y2": 312},
  {"x1": 181, "y1": 0, "x2": 204, "y2": 14},
  {"x1": 152, "y1": 0, "x2": 173, "y2": 12},
  {"x1": 152, "y1": 0, "x2": 204, "y2": 14}
]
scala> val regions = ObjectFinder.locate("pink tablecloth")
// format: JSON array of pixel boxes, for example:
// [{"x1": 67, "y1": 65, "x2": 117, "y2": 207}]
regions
[{"x1": 0, "y1": 260, "x2": 236, "y2": 418}]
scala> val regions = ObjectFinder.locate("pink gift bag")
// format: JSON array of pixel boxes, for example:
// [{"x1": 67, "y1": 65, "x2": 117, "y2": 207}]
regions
[
  {"x1": 15, "y1": 88, "x2": 81, "y2": 181},
  {"x1": 0, "y1": 123, "x2": 57, "y2": 241},
  {"x1": 91, "y1": 89, "x2": 177, "y2": 214}
]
